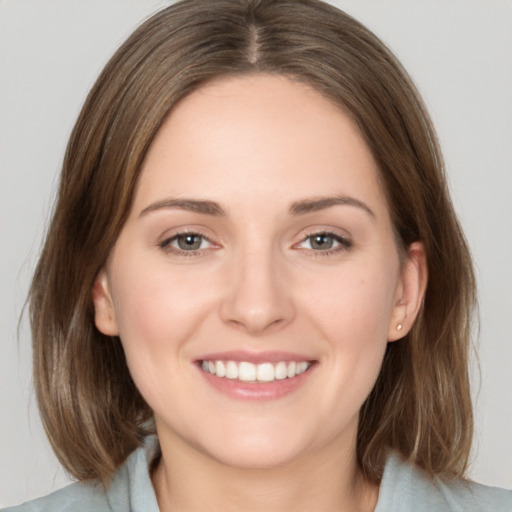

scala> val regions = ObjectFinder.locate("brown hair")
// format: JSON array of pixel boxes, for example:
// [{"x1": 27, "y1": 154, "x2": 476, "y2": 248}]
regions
[{"x1": 29, "y1": 0, "x2": 476, "y2": 485}]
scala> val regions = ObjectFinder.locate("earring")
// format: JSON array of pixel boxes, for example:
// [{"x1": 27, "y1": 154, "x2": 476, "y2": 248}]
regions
[{"x1": 397, "y1": 324, "x2": 403, "y2": 331}]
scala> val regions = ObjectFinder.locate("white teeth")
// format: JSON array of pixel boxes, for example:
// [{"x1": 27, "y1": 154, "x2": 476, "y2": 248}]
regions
[
  {"x1": 257, "y1": 363, "x2": 275, "y2": 382},
  {"x1": 226, "y1": 361, "x2": 238, "y2": 379},
  {"x1": 215, "y1": 360, "x2": 226, "y2": 377},
  {"x1": 275, "y1": 361, "x2": 288, "y2": 380},
  {"x1": 297, "y1": 361, "x2": 308, "y2": 374},
  {"x1": 201, "y1": 359, "x2": 311, "y2": 382},
  {"x1": 239, "y1": 362, "x2": 257, "y2": 382}
]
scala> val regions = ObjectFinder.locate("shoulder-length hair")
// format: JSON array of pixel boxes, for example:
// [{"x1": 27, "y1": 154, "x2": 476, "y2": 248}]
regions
[{"x1": 29, "y1": 0, "x2": 476, "y2": 485}]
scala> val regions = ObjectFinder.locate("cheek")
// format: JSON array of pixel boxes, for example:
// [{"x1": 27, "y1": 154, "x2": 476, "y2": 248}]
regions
[
  {"x1": 107, "y1": 259, "x2": 217, "y2": 410},
  {"x1": 300, "y1": 260, "x2": 399, "y2": 407},
  {"x1": 303, "y1": 260, "x2": 399, "y2": 344},
  {"x1": 110, "y1": 256, "x2": 216, "y2": 345}
]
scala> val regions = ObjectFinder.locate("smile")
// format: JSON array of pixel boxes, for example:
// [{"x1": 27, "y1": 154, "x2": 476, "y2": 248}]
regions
[{"x1": 200, "y1": 360, "x2": 311, "y2": 383}]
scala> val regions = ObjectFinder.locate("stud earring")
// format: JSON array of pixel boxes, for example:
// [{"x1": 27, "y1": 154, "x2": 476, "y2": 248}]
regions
[{"x1": 397, "y1": 324, "x2": 403, "y2": 331}]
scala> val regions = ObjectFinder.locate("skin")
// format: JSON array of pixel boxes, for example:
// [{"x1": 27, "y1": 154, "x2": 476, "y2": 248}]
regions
[{"x1": 93, "y1": 74, "x2": 427, "y2": 512}]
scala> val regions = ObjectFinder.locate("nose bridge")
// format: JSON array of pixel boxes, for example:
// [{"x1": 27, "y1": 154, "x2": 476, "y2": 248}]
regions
[{"x1": 220, "y1": 240, "x2": 295, "y2": 335}]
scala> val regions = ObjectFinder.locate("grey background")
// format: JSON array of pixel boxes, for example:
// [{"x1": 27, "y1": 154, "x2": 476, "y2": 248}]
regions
[{"x1": 1, "y1": 0, "x2": 511, "y2": 507}]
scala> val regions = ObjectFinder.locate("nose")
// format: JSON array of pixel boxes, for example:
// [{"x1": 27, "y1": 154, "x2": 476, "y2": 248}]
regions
[{"x1": 219, "y1": 247, "x2": 296, "y2": 336}]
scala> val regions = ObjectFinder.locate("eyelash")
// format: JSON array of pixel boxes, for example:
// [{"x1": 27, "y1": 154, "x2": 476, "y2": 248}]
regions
[
  {"x1": 158, "y1": 230, "x2": 352, "y2": 256},
  {"x1": 296, "y1": 231, "x2": 353, "y2": 256},
  {"x1": 159, "y1": 231, "x2": 215, "y2": 256}
]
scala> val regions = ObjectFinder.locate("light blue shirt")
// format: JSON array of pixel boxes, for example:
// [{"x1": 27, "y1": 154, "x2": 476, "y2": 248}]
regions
[{"x1": 4, "y1": 439, "x2": 512, "y2": 511}]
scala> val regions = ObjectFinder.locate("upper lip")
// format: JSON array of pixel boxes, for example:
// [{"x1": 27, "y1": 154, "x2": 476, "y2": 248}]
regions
[{"x1": 195, "y1": 350, "x2": 315, "y2": 364}]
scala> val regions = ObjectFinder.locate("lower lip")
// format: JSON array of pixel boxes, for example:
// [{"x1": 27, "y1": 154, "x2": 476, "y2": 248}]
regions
[{"x1": 197, "y1": 363, "x2": 316, "y2": 401}]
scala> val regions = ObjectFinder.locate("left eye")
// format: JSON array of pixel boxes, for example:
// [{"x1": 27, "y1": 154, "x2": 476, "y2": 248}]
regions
[
  {"x1": 298, "y1": 232, "x2": 350, "y2": 251},
  {"x1": 162, "y1": 233, "x2": 211, "y2": 252}
]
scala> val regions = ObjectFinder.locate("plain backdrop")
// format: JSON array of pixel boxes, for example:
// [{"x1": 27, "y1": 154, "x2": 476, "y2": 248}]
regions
[{"x1": 1, "y1": 0, "x2": 511, "y2": 507}]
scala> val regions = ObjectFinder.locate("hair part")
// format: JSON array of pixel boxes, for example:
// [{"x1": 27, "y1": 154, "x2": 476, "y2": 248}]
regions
[{"x1": 29, "y1": 0, "x2": 476, "y2": 485}]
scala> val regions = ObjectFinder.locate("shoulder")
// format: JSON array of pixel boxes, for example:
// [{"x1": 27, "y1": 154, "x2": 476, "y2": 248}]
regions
[
  {"x1": 2, "y1": 437, "x2": 160, "y2": 512},
  {"x1": 376, "y1": 451, "x2": 512, "y2": 512},
  {"x1": 1, "y1": 481, "x2": 110, "y2": 512}
]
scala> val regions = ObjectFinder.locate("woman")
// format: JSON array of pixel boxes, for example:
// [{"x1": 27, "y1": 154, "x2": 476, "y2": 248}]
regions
[{"x1": 4, "y1": 0, "x2": 511, "y2": 510}]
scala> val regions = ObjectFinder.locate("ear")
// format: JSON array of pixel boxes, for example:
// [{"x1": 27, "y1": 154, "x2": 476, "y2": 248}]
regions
[
  {"x1": 91, "y1": 268, "x2": 119, "y2": 336},
  {"x1": 388, "y1": 242, "x2": 428, "y2": 342}
]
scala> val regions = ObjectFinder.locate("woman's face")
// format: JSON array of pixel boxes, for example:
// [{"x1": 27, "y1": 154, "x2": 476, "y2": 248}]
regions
[{"x1": 93, "y1": 74, "x2": 425, "y2": 469}]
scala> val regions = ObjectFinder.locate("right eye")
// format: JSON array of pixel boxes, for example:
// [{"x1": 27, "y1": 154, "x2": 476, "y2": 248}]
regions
[{"x1": 160, "y1": 232, "x2": 213, "y2": 254}]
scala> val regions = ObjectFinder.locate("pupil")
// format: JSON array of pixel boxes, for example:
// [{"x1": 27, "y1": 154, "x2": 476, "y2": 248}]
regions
[
  {"x1": 178, "y1": 235, "x2": 201, "y2": 250},
  {"x1": 312, "y1": 234, "x2": 333, "y2": 250}
]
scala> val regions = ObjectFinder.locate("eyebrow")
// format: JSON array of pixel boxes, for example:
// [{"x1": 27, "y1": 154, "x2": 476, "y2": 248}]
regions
[
  {"x1": 139, "y1": 194, "x2": 375, "y2": 219},
  {"x1": 289, "y1": 195, "x2": 375, "y2": 218},
  {"x1": 139, "y1": 198, "x2": 226, "y2": 217}
]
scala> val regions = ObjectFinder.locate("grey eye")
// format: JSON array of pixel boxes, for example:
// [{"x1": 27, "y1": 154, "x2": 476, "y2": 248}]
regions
[
  {"x1": 297, "y1": 232, "x2": 352, "y2": 252},
  {"x1": 175, "y1": 234, "x2": 206, "y2": 251},
  {"x1": 160, "y1": 233, "x2": 212, "y2": 253},
  {"x1": 309, "y1": 233, "x2": 335, "y2": 250}
]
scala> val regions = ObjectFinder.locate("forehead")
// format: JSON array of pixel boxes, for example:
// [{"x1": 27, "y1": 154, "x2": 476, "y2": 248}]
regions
[{"x1": 134, "y1": 73, "x2": 386, "y2": 217}]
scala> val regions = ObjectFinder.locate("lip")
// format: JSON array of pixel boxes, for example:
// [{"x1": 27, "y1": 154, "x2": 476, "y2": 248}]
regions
[
  {"x1": 195, "y1": 350, "x2": 313, "y2": 364},
  {"x1": 195, "y1": 351, "x2": 317, "y2": 401}
]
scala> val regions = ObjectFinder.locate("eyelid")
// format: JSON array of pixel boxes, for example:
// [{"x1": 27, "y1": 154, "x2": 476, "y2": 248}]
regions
[
  {"x1": 158, "y1": 228, "x2": 221, "y2": 255},
  {"x1": 293, "y1": 229, "x2": 353, "y2": 254}
]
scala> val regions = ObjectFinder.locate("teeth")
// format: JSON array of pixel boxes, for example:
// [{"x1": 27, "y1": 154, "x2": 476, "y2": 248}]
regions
[
  {"x1": 215, "y1": 360, "x2": 226, "y2": 377},
  {"x1": 275, "y1": 361, "x2": 288, "y2": 380},
  {"x1": 239, "y1": 362, "x2": 256, "y2": 382},
  {"x1": 226, "y1": 361, "x2": 238, "y2": 379},
  {"x1": 297, "y1": 361, "x2": 309, "y2": 374},
  {"x1": 257, "y1": 363, "x2": 274, "y2": 382},
  {"x1": 201, "y1": 359, "x2": 311, "y2": 382}
]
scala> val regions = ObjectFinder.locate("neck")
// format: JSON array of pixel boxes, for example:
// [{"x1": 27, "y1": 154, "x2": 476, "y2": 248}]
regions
[{"x1": 151, "y1": 432, "x2": 379, "y2": 512}]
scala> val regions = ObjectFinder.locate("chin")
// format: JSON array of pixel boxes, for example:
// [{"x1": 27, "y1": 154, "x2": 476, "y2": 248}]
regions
[
  {"x1": 207, "y1": 441, "x2": 305, "y2": 470},
  {"x1": 193, "y1": 422, "x2": 322, "y2": 471}
]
